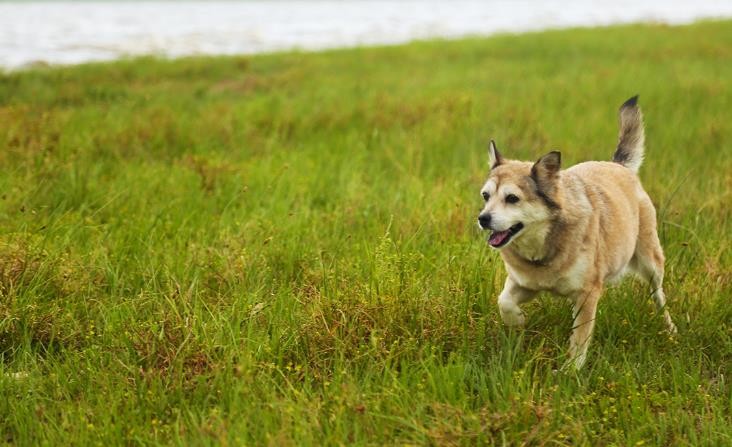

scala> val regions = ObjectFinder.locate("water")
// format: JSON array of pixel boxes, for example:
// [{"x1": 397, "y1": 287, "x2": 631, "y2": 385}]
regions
[{"x1": 1, "y1": 1, "x2": 731, "y2": 69}]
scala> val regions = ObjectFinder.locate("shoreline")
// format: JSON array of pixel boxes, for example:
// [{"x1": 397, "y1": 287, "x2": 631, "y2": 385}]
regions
[
  {"x1": 4, "y1": 19, "x2": 731, "y2": 73},
  {"x1": 2, "y1": 1, "x2": 732, "y2": 70}
]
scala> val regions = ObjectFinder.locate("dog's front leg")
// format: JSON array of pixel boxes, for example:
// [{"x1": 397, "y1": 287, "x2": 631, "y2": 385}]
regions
[
  {"x1": 497, "y1": 277, "x2": 536, "y2": 327},
  {"x1": 566, "y1": 286, "x2": 602, "y2": 370}
]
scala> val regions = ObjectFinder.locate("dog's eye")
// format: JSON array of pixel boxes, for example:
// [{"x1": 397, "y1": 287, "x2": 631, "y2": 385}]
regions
[
  {"x1": 482, "y1": 192, "x2": 490, "y2": 201},
  {"x1": 505, "y1": 194, "x2": 520, "y2": 204}
]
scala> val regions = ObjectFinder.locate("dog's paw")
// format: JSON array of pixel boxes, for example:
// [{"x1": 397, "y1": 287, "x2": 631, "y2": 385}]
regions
[
  {"x1": 559, "y1": 353, "x2": 587, "y2": 373},
  {"x1": 498, "y1": 302, "x2": 526, "y2": 327}
]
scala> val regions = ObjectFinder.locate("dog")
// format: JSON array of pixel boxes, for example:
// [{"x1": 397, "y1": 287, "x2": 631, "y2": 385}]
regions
[{"x1": 478, "y1": 96, "x2": 677, "y2": 370}]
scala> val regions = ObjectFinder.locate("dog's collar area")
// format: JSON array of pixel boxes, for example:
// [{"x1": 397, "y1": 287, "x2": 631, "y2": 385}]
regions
[
  {"x1": 488, "y1": 223, "x2": 524, "y2": 248},
  {"x1": 516, "y1": 217, "x2": 566, "y2": 267},
  {"x1": 526, "y1": 256, "x2": 550, "y2": 267}
]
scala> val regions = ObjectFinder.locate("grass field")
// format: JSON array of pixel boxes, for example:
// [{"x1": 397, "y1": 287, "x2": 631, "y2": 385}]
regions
[{"x1": 1, "y1": 20, "x2": 731, "y2": 445}]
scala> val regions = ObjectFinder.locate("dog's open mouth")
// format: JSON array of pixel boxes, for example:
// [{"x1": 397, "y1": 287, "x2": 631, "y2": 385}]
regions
[{"x1": 488, "y1": 223, "x2": 524, "y2": 248}]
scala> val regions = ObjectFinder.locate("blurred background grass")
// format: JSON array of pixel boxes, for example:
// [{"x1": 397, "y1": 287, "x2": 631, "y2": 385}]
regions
[{"x1": 0, "y1": 20, "x2": 731, "y2": 445}]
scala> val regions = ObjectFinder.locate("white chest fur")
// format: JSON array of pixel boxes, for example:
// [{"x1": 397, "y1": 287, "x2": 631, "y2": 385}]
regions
[{"x1": 506, "y1": 256, "x2": 590, "y2": 296}]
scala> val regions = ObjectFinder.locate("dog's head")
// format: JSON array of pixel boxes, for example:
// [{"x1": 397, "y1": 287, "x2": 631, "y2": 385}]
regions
[{"x1": 477, "y1": 141, "x2": 561, "y2": 249}]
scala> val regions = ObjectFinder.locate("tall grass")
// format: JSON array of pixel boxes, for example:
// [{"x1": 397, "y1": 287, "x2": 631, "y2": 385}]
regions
[{"x1": 0, "y1": 20, "x2": 731, "y2": 445}]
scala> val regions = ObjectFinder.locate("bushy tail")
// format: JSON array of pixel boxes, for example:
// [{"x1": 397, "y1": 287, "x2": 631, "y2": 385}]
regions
[{"x1": 612, "y1": 95, "x2": 645, "y2": 173}]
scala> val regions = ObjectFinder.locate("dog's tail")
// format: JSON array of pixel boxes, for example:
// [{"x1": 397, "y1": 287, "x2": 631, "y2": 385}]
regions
[{"x1": 612, "y1": 95, "x2": 644, "y2": 173}]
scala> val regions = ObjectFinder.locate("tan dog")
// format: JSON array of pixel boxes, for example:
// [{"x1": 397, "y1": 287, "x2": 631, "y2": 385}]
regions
[{"x1": 478, "y1": 96, "x2": 677, "y2": 370}]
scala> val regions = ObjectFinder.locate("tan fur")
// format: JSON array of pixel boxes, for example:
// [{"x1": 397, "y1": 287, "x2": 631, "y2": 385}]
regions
[{"x1": 478, "y1": 99, "x2": 676, "y2": 370}]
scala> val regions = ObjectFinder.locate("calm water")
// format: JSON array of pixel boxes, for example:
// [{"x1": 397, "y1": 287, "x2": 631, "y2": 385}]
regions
[{"x1": 1, "y1": 1, "x2": 731, "y2": 68}]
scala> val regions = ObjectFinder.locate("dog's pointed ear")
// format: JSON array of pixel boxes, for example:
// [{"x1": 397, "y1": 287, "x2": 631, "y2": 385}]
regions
[
  {"x1": 531, "y1": 151, "x2": 561, "y2": 198},
  {"x1": 488, "y1": 140, "x2": 504, "y2": 169},
  {"x1": 531, "y1": 151, "x2": 561, "y2": 180}
]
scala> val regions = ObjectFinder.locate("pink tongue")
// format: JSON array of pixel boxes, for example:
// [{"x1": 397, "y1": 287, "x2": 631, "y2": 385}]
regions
[{"x1": 489, "y1": 230, "x2": 511, "y2": 247}]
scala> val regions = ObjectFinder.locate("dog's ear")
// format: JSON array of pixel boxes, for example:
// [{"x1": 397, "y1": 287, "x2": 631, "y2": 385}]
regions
[
  {"x1": 531, "y1": 151, "x2": 561, "y2": 199},
  {"x1": 488, "y1": 140, "x2": 504, "y2": 169},
  {"x1": 532, "y1": 151, "x2": 561, "y2": 176}
]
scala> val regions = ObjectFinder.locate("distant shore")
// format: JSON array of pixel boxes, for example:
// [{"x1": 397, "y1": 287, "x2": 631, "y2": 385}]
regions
[{"x1": 2, "y1": 0, "x2": 732, "y2": 69}]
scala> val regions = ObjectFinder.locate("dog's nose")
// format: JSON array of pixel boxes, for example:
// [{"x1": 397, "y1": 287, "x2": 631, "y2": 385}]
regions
[{"x1": 478, "y1": 213, "x2": 491, "y2": 229}]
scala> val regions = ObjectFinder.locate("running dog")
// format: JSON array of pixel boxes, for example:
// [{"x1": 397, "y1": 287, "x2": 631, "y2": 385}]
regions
[{"x1": 477, "y1": 96, "x2": 677, "y2": 369}]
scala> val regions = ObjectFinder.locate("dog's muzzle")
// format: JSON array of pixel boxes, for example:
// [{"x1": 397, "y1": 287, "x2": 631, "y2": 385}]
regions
[{"x1": 488, "y1": 223, "x2": 524, "y2": 248}]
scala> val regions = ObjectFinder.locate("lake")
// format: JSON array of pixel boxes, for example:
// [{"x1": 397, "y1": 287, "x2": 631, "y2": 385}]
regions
[{"x1": 1, "y1": 1, "x2": 731, "y2": 68}]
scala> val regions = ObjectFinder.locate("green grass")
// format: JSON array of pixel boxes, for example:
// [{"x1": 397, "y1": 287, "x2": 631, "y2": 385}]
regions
[{"x1": 1, "y1": 20, "x2": 731, "y2": 445}]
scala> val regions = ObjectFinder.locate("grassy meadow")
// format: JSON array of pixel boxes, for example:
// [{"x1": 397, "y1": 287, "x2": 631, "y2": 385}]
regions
[{"x1": 1, "y1": 20, "x2": 731, "y2": 445}]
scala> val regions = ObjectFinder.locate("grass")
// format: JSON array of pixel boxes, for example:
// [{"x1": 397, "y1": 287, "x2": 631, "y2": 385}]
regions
[{"x1": 0, "y1": 20, "x2": 731, "y2": 445}]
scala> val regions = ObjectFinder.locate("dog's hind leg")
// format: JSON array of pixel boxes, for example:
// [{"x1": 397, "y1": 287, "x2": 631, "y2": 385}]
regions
[
  {"x1": 631, "y1": 201, "x2": 677, "y2": 334},
  {"x1": 497, "y1": 277, "x2": 537, "y2": 327},
  {"x1": 631, "y1": 249, "x2": 677, "y2": 334}
]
